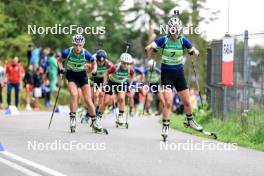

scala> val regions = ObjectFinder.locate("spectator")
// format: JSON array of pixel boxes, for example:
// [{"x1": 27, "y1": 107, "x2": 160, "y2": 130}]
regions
[
  {"x1": 48, "y1": 51, "x2": 58, "y2": 91},
  {"x1": 41, "y1": 48, "x2": 50, "y2": 73},
  {"x1": 27, "y1": 43, "x2": 33, "y2": 66},
  {"x1": 30, "y1": 46, "x2": 41, "y2": 70},
  {"x1": 42, "y1": 76, "x2": 51, "y2": 107},
  {"x1": 0, "y1": 60, "x2": 4, "y2": 109},
  {"x1": 24, "y1": 64, "x2": 34, "y2": 111},
  {"x1": 33, "y1": 67, "x2": 44, "y2": 111},
  {"x1": 5, "y1": 56, "x2": 25, "y2": 107}
]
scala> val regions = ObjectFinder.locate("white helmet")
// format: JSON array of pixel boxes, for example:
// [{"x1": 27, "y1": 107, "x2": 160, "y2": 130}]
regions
[
  {"x1": 72, "y1": 34, "x2": 85, "y2": 45},
  {"x1": 167, "y1": 17, "x2": 182, "y2": 34},
  {"x1": 120, "y1": 53, "x2": 133, "y2": 64},
  {"x1": 148, "y1": 59, "x2": 156, "y2": 68}
]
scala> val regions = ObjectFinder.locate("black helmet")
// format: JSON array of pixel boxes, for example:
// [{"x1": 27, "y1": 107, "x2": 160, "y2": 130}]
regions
[{"x1": 96, "y1": 50, "x2": 107, "y2": 61}]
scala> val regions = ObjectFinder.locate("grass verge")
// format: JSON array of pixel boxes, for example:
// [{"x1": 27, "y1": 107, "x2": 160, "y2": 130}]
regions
[{"x1": 170, "y1": 109, "x2": 264, "y2": 151}]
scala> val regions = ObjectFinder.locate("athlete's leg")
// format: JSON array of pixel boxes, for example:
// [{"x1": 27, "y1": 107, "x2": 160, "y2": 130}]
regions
[
  {"x1": 156, "y1": 92, "x2": 165, "y2": 115},
  {"x1": 162, "y1": 88, "x2": 173, "y2": 120},
  {"x1": 177, "y1": 89, "x2": 192, "y2": 115},
  {"x1": 117, "y1": 91, "x2": 126, "y2": 123},
  {"x1": 99, "y1": 93, "x2": 111, "y2": 113},
  {"x1": 68, "y1": 82, "x2": 79, "y2": 112},
  {"x1": 94, "y1": 88, "x2": 100, "y2": 106},
  {"x1": 81, "y1": 84, "x2": 96, "y2": 116},
  {"x1": 118, "y1": 91, "x2": 125, "y2": 112}
]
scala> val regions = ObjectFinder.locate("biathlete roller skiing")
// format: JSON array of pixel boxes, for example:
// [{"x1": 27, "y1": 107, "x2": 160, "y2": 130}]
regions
[
  {"x1": 93, "y1": 50, "x2": 115, "y2": 114},
  {"x1": 145, "y1": 11, "x2": 216, "y2": 142},
  {"x1": 142, "y1": 59, "x2": 165, "y2": 116},
  {"x1": 81, "y1": 49, "x2": 115, "y2": 123},
  {"x1": 127, "y1": 62, "x2": 144, "y2": 117},
  {"x1": 55, "y1": 34, "x2": 108, "y2": 134},
  {"x1": 97, "y1": 44, "x2": 134, "y2": 129}
]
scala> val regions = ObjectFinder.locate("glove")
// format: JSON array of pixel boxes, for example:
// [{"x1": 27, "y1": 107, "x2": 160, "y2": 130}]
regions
[
  {"x1": 59, "y1": 68, "x2": 66, "y2": 75},
  {"x1": 188, "y1": 47, "x2": 199, "y2": 56},
  {"x1": 92, "y1": 71, "x2": 97, "y2": 77}
]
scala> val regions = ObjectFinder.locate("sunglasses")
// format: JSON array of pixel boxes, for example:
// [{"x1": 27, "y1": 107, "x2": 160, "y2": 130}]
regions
[{"x1": 121, "y1": 62, "x2": 129, "y2": 65}]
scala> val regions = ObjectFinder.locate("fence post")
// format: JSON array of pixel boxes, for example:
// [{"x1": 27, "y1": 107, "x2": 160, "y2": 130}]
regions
[
  {"x1": 261, "y1": 65, "x2": 264, "y2": 104},
  {"x1": 206, "y1": 47, "x2": 212, "y2": 108},
  {"x1": 223, "y1": 86, "x2": 227, "y2": 120},
  {"x1": 243, "y1": 30, "x2": 249, "y2": 110}
]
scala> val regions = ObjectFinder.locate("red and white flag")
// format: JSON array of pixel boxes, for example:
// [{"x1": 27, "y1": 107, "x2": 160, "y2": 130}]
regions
[{"x1": 222, "y1": 36, "x2": 234, "y2": 86}]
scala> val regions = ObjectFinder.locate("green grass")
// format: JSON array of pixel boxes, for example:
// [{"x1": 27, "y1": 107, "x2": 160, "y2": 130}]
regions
[{"x1": 170, "y1": 108, "x2": 264, "y2": 151}]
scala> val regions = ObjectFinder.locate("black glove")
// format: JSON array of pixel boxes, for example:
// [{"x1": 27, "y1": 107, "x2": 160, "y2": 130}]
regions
[
  {"x1": 59, "y1": 68, "x2": 66, "y2": 75},
  {"x1": 92, "y1": 71, "x2": 97, "y2": 77}
]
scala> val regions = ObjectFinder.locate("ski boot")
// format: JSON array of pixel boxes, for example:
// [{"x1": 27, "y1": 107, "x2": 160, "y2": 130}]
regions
[
  {"x1": 70, "y1": 112, "x2": 77, "y2": 133},
  {"x1": 115, "y1": 112, "x2": 128, "y2": 129},
  {"x1": 183, "y1": 116, "x2": 217, "y2": 139},
  {"x1": 90, "y1": 115, "x2": 108, "y2": 135},
  {"x1": 161, "y1": 119, "x2": 170, "y2": 142},
  {"x1": 183, "y1": 116, "x2": 203, "y2": 131}
]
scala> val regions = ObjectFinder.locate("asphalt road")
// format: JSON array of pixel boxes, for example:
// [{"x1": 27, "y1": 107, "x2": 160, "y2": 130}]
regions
[{"x1": 0, "y1": 111, "x2": 263, "y2": 176}]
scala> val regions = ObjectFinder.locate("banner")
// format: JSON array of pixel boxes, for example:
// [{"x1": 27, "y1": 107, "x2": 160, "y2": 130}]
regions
[{"x1": 222, "y1": 36, "x2": 234, "y2": 86}]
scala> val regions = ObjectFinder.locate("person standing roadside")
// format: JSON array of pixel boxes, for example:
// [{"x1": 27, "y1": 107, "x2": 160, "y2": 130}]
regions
[
  {"x1": 4, "y1": 57, "x2": 25, "y2": 107},
  {"x1": 0, "y1": 60, "x2": 5, "y2": 109},
  {"x1": 24, "y1": 64, "x2": 34, "y2": 111}
]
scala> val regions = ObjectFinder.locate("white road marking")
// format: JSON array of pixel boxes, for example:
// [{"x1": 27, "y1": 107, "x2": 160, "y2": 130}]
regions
[
  {"x1": 0, "y1": 157, "x2": 43, "y2": 176},
  {"x1": 1, "y1": 151, "x2": 67, "y2": 176}
]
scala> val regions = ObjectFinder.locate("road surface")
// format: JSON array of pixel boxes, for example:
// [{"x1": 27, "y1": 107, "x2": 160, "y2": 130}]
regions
[{"x1": 0, "y1": 111, "x2": 263, "y2": 176}]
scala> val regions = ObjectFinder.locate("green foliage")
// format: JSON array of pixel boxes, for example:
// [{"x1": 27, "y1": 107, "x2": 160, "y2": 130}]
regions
[
  {"x1": 0, "y1": 0, "x2": 221, "y2": 99},
  {"x1": 170, "y1": 108, "x2": 264, "y2": 151}
]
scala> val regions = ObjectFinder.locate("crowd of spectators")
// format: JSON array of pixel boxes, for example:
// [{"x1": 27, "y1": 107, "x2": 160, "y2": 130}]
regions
[{"x1": 0, "y1": 44, "x2": 59, "y2": 111}]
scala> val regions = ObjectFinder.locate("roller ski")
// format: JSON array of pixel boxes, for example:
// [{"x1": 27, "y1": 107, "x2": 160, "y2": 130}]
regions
[
  {"x1": 161, "y1": 119, "x2": 170, "y2": 142},
  {"x1": 90, "y1": 116, "x2": 108, "y2": 135},
  {"x1": 115, "y1": 113, "x2": 128, "y2": 129},
  {"x1": 69, "y1": 112, "x2": 77, "y2": 133},
  {"x1": 183, "y1": 118, "x2": 217, "y2": 139}
]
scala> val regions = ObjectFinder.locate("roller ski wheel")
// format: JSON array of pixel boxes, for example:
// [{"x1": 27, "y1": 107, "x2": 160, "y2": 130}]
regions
[
  {"x1": 183, "y1": 121, "x2": 189, "y2": 128},
  {"x1": 161, "y1": 134, "x2": 167, "y2": 142},
  {"x1": 211, "y1": 133, "x2": 217, "y2": 139},
  {"x1": 70, "y1": 126, "x2": 76, "y2": 133},
  {"x1": 92, "y1": 127, "x2": 108, "y2": 135}
]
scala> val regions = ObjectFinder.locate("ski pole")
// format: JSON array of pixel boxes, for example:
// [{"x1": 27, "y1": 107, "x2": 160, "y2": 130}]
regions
[
  {"x1": 124, "y1": 41, "x2": 131, "y2": 53},
  {"x1": 48, "y1": 73, "x2": 65, "y2": 129}
]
